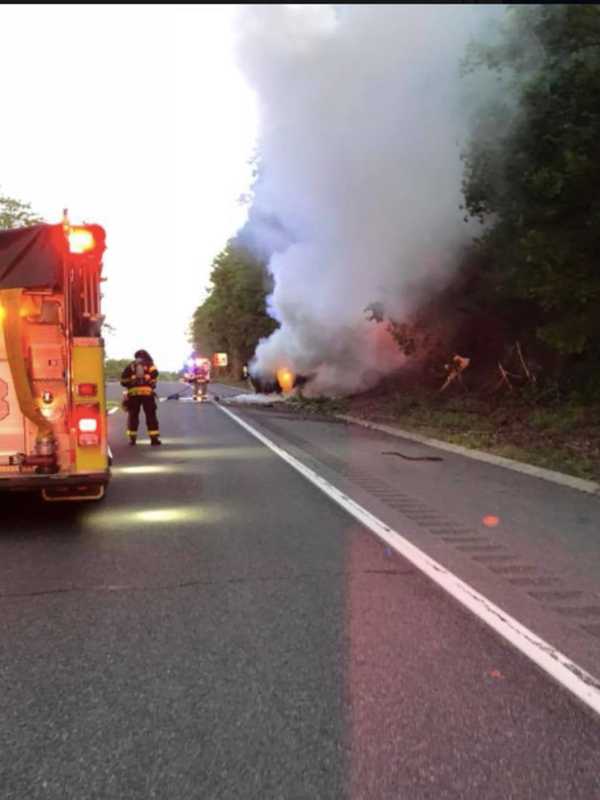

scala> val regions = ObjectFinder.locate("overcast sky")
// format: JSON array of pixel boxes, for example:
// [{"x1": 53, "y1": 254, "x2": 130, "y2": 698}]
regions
[{"x1": 0, "y1": 4, "x2": 258, "y2": 370}]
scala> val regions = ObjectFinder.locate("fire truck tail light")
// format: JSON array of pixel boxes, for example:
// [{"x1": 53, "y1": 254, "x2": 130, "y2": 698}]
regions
[
  {"x1": 78, "y1": 383, "x2": 97, "y2": 396},
  {"x1": 78, "y1": 418, "x2": 98, "y2": 433},
  {"x1": 77, "y1": 415, "x2": 100, "y2": 446}
]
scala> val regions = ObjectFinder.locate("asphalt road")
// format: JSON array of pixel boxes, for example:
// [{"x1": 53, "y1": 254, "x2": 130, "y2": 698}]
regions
[{"x1": 1, "y1": 383, "x2": 599, "y2": 799}]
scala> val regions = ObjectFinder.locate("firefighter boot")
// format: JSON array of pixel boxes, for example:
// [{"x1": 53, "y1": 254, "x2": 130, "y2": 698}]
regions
[
  {"x1": 128, "y1": 432, "x2": 137, "y2": 446},
  {"x1": 150, "y1": 435, "x2": 162, "y2": 446}
]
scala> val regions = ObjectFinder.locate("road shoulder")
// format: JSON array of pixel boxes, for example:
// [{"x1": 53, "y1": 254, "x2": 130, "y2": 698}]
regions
[{"x1": 336, "y1": 414, "x2": 600, "y2": 496}]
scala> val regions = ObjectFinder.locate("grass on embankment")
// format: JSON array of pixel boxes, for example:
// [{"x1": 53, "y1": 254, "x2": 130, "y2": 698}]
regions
[
  {"x1": 213, "y1": 376, "x2": 252, "y2": 391},
  {"x1": 287, "y1": 392, "x2": 600, "y2": 483}
]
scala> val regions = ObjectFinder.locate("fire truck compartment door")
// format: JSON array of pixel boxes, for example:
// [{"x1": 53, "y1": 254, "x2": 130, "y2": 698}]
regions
[{"x1": 0, "y1": 318, "x2": 26, "y2": 456}]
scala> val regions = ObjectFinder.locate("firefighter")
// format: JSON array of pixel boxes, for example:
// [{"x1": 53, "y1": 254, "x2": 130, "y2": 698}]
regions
[
  {"x1": 184, "y1": 356, "x2": 210, "y2": 401},
  {"x1": 120, "y1": 349, "x2": 162, "y2": 446}
]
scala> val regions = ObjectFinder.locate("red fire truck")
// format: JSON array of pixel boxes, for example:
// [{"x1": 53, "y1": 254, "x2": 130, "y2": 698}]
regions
[{"x1": 0, "y1": 215, "x2": 110, "y2": 501}]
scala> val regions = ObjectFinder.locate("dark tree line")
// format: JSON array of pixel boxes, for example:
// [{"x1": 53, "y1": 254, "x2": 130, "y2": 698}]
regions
[
  {"x1": 384, "y1": 5, "x2": 600, "y2": 400},
  {"x1": 189, "y1": 242, "x2": 278, "y2": 379},
  {"x1": 458, "y1": 4, "x2": 600, "y2": 396}
]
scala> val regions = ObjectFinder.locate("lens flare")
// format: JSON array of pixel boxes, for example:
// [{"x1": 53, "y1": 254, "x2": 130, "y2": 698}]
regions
[{"x1": 276, "y1": 367, "x2": 295, "y2": 394}]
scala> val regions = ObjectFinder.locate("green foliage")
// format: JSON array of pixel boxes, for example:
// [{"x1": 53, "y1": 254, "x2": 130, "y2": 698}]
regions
[
  {"x1": 287, "y1": 395, "x2": 350, "y2": 416},
  {"x1": 104, "y1": 358, "x2": 179, "y2": 381},
  {"x1": 0, "y1": 189, "x2": 44, "y2": 229},
  {"x1": 104, "y1": 359, "x2": 132, "y2": 380},
  {"x1": 528, "y1": 404, "x2": 585, "y2": 434},
  {"x1": 190, "y1": 242, "x2": 278, "y2": 374},
  {"x1": 462, "y1": 5, "x2": 600, "y2": 357}
]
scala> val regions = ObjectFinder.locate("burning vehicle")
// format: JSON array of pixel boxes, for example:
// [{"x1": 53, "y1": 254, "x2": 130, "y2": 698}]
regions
[{"x1": 248, "y1": 367, "x2": 313, "y2": 396}]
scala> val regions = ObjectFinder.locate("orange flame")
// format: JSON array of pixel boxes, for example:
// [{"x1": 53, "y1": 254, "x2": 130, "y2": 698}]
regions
[{"x1": 276, "y1": 367, "x2": 295, "y2": 394}]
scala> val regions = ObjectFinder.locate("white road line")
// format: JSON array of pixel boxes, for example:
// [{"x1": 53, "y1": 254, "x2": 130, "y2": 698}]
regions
[
  {"x1": 216, "y1": 402, "x2": 600, "y2": 718},
  {"x1": 108, "y1": 406, "x2": 119, "y2": 415}
]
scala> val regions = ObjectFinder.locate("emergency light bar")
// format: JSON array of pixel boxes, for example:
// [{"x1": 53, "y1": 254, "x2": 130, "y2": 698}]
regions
[{"x1": 68, "y1": 228, "x2": 96, "y2": 254}]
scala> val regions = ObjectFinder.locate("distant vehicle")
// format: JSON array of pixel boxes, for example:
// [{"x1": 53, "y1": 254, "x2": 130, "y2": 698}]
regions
[{"x1": 0, "y1": 215, "x2": 110, "y2": 501}]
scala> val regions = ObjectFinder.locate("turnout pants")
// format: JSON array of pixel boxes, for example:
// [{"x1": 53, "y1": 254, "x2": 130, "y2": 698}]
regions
[
  {"x1": 193, "y1": 380, "x2": 208, "y2": 399},
  {"x1": 127, "y1": 395, "x2": 159, "y2": 438}
]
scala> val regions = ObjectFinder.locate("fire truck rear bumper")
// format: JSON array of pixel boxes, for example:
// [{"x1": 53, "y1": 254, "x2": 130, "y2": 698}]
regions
[{"x1": 0, "y1": 470, "x2": 110, "y2": 493}]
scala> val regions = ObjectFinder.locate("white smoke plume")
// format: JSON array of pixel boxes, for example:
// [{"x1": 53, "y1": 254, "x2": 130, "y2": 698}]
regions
[{"x1": 234, "y1": 4, "x2": 502, "y2": 395}]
